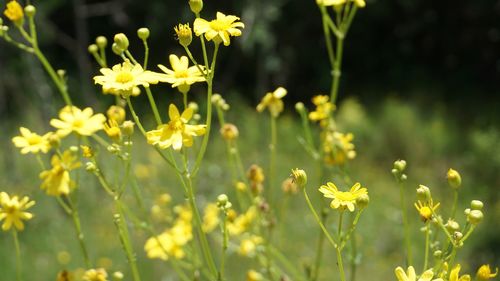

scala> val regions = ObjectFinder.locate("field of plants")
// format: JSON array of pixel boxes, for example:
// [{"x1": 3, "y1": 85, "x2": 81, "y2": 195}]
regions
[{"x1": 0, "y1": 0, "x2": 499, "y2": 281}]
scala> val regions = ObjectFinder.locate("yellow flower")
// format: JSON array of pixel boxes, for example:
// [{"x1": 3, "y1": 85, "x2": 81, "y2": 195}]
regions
[
  {"x1": 39, "y1": 150, "x2": 81, "y2": 196},
  {"x1": 202, "y1": 203, "x2": 220, "y2": 233},
  {"x1": 174, "y1": 23, "x2": 192, "y2": 47},
  {"x1": 318, "y1": 182, "x2": 367, "y2": 212},
  {"x1": 317, "y1": 0, "x2": 346, "y2": 6},
  {"x1": 256, "y1": 87, "x2": 287, "y2": 117},
  {"x1": 414, "y1": 199, "x2": 440, "y2": 222},
  {"x1": 157, "y1": 54, "x2": 206, "y2": 93},
  {"x1": 104, "y1": 119, "x2": 122, "y2": 142},
  {"x1": 309, "y1": 95, "x2": 335, "y2": 125},
  {"x1": 476, "y1": 265, "x2": 498, "y2": 281},
  {"x1": 12, "y1": 127, "x2": 52, "y2": 154},
  {"x1": 323, "y1": 131, "x2": 356, "y2": 165},
  {"x1": 193, "y1": 12, "x2": 244, "y2": 46},
  {"x1": 0, "y1": 192, "x2": 35, "y2": 231},
  {"x1": 228, "y1": 206, "x2": 257, "y2": 236},
  {"x1": 247, "y1": 270, "x2": 264, "y2": 281},
  {"x1": 448, "y1": 265, "x2": 471, "y2": 281},
  {"x1": 146, "y1": 104, "x2": 206, "y2": 151},
  {"x1": 82, "y1": 268, "x2": 108, "y2": 281},
  {"x1": 50, "y1": 106, "x2": 106, "y2": 137},
  {"x1": 4, "y1": 1, "x2": 24, "y2": 24},
  {"x1": 395, "y1": 266, "x2": 441, "y2": 281},
  {"x1": 106, "y1": 105, "x2": 126, "y2": 124},
  {"x1": 239, "y1": 235, "x2": 263, "y2": 257},
  {"x1": 93, "y1": 60, "x2": 160, "y2": 96}
]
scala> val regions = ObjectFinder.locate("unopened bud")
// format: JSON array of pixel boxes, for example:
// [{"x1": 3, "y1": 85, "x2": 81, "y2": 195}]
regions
[
  {"x1": 85, "y1": 162, "x2": 97, "y2": 172},
  {"x1": 447, "y1": 168, "x2": 462, "y2": 189},
  {"x1": 113, "y1": 271, "x2": 124, "y2": 281},
  {"x1": 220, "y1": 123, "x2": 239, "y2": 141},
  {"x1": 453, "y1": 231, "x2": 463, "y2": 241},
  {"x1": 394, "y1": 159, "x2": 407, "y2": 172},
  {"x1": 24, "y1": 5, "x2": 36, "y2": 17},
  {"x1": 174, "y1": 24, "x2": 192, "y2": 47},
  {"x1": 211, "y1": 94, "x2": 222, "y2": 104},
  {"x1": 464, "y1": 208, "x2": 471, "y2": 216},
  {"x1": 88, "y1": 44, "x2": 98, "y2": 54},
  {"x1": 188, "y1": 102, "x2": 199, "y2": 112},
  {"x1": 57, "y1": 69, "x2": 66, "y2": 79},
  {"x1": 416, "y1": 185, "x2": 431, "y2": 201},
  {"x1": 69, "y1": 146, "x2": 79, "y2": 152},
  {"x1": 291, "y1": 168, "x2": 307, "y2": 188},
  {"x1": 235, "y1": 181, "x2": 247, "y2": 191},
  {"x1": 137, "y1": 27, "x2": 150, "y2": 40},
  {"x1": 189, "y1": 0, "x2": 203, "y2": 14},
  {"x1": 112, "y1": 43, "x2": 124, "y2": 55},
  {"x1": 433, "y1": 250, "x2": 442, "y2": 258},
  {"x1": 471, "y1": 200, "x2": 483, "y2": 210},
  {"x1": 356, "y1": 194, "x2": 370, "y2": 209},
  {"x1": 96, "y1": 36, "x2": 108, "y2": 48},
  {"x1": 468, "y1": 209, "x2": 483, "y2": 225},
  {"x1": 114, "y1": 33, "x2": 129, "y2": 50},
  {"x1": 107, "y1": 105, "x2": 126, "y2": 124},
  {"x1": 122, "y1": 121, "x2": 135, "y2": 136},
  {"x1": 295, "y1": 102, "x2": 305, "y2": 112},
  {"x1": 445, "y1": 219, "x2": 460, "y2": 232}
]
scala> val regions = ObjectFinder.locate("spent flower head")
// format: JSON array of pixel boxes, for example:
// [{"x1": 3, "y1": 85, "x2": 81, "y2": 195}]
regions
[
  {"x1": 93, "y1": 60, "x2": 160, "y2": 96},
  {"x1": 193, "y1": 12, "x2": 244, "y2": 46},
  {"x1": 174, "y1": 23, "x2": 192, "y2": 47},
  {"x1": 414, "y1": 199, "x2": 440, "y2": 222},
  {"x1": 12, "y1": 127, "x2": 52, "y2": 154},
  {"x1": 319, "y1": 182, "x2": 367, "y2": 212},
  {"x1": 50, "y1": 106, "x2": 106, "y2": 137},
  {"x1": 0, "y1": 192, "x2": 35, "y2": 231},
  {"x1": 157, "y1": 54, "x2": 206, "y2": 93},
  {"x1": 146, "y1": 104, "x2": 206, "y2": 151},
  {"x1": 476, "y1": 265, "x2": 498, "y2": 281}
]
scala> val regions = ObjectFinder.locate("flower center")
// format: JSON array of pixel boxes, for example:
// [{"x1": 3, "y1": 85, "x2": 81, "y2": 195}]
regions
[
  {"x1": 175, "y1": 70, "x2": 189, "y2": 78},
  {"x1": 73, "y1": 119, "x2": 84, "y2": 128},
  {"x1": 334, "y1": 191, "x2": 356, "y2": 202},
  {"x1": 115, "y1": 71, "x2": 134, "y2": 83},
  {"x1": 209, "y1": 20, "x2": 228, "y2": 31},
  {"x1": 419, "y1": 207, "x2": 432, "y2": 220},
  {"x1": 27, "y1": 135, "x2": 42, "y2": 145},
  {"x1": 169, "y1": 120, "x2": 184, "y2": 131}
]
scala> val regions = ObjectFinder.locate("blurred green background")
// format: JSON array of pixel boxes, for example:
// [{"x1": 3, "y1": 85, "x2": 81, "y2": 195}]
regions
[{"x1": 1, "y1": 0, "x2": 499, "y2": 280}]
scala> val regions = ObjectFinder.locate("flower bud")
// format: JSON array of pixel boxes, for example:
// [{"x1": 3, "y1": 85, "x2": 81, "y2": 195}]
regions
[
  {"x1": 189, "y1": 0, "x2": 203, "y2": 14},
  {"x1": 57, "y1": 69, "x2": 66, "y2": 79},
  {"x1": 4, "y1": 1, "x2": 24, "y2": 25},
  {"x1": 295, "y1": 102, "x2": 305, "y2": 112},
  {"x1": 107, "y1": 105, "x2": 126, "y2": 124},
  {"x1": 471, "y1": 200, "x2": 484, "y2": 210},
  {"x1": 137, "y1": 27, "x2": 150, "y2": 40},
  {"x1": 96, "y1": 36, "x2": 108, "y2": 48},
  {"x1": 114, "y1": 33, "x2": 129, "y2": 50},
  {"x1": 291, "y1": 168, "x2": 307, "y2": 188},
  {"x1": 24, "y1": 5, "x2": 36, "y2": 17},
  {"x1": 447, "y1": 168, "x2": 462, "y2": 189},
  {"x1": 174, "y1": 24, "x2": 192, "y2": 47},
  {"x1": 188, "y1": 102, "x2": 199, "y2": 112},
  {"x1": 416, "y1": 185, "x2": 431, "y2": 201},
  {"x1": 88, "y1": 44, "x2": 98, "y2": 54},
  {"x1": 211, "y1": 94, "x2": 222, "y2": 104},
  {"x1": 85, "y1": 162, "x2": 97, "y2": 172},
  {"x1": 464, "y1": 208, "x2": 471, "y2": 216},
  {"x1": 281, "y1": 178, "x2": 298, "y2": 194},
  {"x1": 235, "y1": 181, "x2": 247, "y2": 191},
  {"x1": 122, "y1": 121, "x2": 135, "y2": 136},
  {"x1": 113, "y1": 271, "x2": 124, "y2": 281},
  {"x1": 220, "y1": 123, "x2": 239, "y2": 141},
  {"x1": 356, "y1": 194, "x2": 370, "y2": 209},
  {"x1": 453, "y1": 231, "x2": 463, "y2": 241},
  {"x1": 433, "y1": 250, "x2": 442, "y2": 258},
  {"x1": 69, "y1": 146, "x2": 79, "y2": 152},
  {"x1": 467, "y1": 209, "x2": 483, "y2": 225},
  {"x1": 112, "y1": 43, "x2": 124, "y2": 55},
  {"x1": 393, "y1": 159, "x2": 407, "y2": 172},
  {"x1": 445, "y1": 219, "x2": 460, "y2": 232}
]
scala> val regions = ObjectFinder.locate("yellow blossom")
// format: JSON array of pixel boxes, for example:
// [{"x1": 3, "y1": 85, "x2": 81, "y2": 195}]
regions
[
  {"x1": 0, "y1": 192, "x2": 35, "y2": 231},
  {"x1": 414, "y1": 199, "x2": 440, "y2": 222},
  {"x1": 247, "y1": 270, "x2": 264, "y2": 281},
  {"x1": 476, "y1": 265, "x2": 498, "y2": 281},
  {"x1": 193, "y1": 12, "x2": 244, "y2": 46},
  {"x1": 174, "y1": 23, "x2": 192, "y2": 47},
  {"x1": 319, "y1": 182, "x2": 367, "y2": 212},
  {"x1": 50, "y1": 106, "x2": 106, "y2": 137},
  {"x1": 256, "y1": 87, "x2": 287, "y2": 117},
  {"x1": 202, "y1": 203, "x2": 220, "y2": 233},
  {"x1": 104, "y1": 119, "x2": 122, "y2": 142},
  {"x1": 12, "y1": 127, "x2": 51, "y2": 154},
  {"x1": 82, "y1": 268, "x2": 108, "y2": 281},
  {"x1": 239, "y1": 235, "x2": 263, "y2": 257},
  {"x1": 4, "y1": 1, "x2": 24, "y2": 24},
  {"x1": 157, "y1": 54, "x2": 206, "y2": 93},
  {"x1": 228, "y1": 206, "x2": 257, "y2": 236},
  {"x1": 93, "y1": 60, "x2": 160, "y2": 96},
  {"x1": 106, "y1": 105, "x2": 126, "y2": 124},
  {"x1": 395, "y1": 266, "x2": 441, "y2": 281},
  {"x1": 247, "y1": 164, "x2": 265, "y2": 195},
  {"x1": 317, "y1": 0, "x2": 346, "y2": 6},
  {"x1": 323, "y1": 131, "x2": 356, "y2": 165},
  {"x1": 448, "y1": 265, "x2": 471, "y2": 281},
  {"x1": 146, "y1": 104, "x2": 206, "y2": 151},
  {"x1": 39, "y1": 150, "x2": 81, "y2": 196},
  {"x1": 309, "y1": 95, "x2": 335, "y2": 125}
]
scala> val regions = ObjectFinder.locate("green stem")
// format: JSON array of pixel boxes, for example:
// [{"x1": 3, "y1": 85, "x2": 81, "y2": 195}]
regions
[
  {"x1": 125, "y1": 50, "x2": 139, "y2": 65},
  {"x1": 114, "y1": 201, "x2": 142, "y2": 281},
  {"x1": 12, "y1": 230, "x2": 22, "y2": 281},
  {"x1": 319, "y1": 6, "x2": 335, "y2": 68},
  {"x1": 142, "y1": 39, "x2": 149, "y2": 70},
  {"x1": 303, "y1": 189, "x2": 338, "y2": 248},
  {"x1": 145, "y1": 87, "x2": 163, "y2": 125},
  {"x1": 218, "y1": 211, "x2": 229, "y2": 281},
  {"x1": 330, "y1": 36, "x2": 344, "y2": 105},
  {"x1": 183, "y1": 46, "x2": 209, "y2": 78},
  {"x1": 336, "y1": 211, "x2": 346, "y2": 281},
  {"x1": 66, "y1": 195, "x2": 91, "y2": 268},
  {"x1": 398, "y1": 181, "x2": 412, "y2": 266},
  {"x1": 192, "y1": 43, "x2": 220, "y2": 177},
  {"x1": 423, "y1": 223, "x2": 430, "y2": 271}
]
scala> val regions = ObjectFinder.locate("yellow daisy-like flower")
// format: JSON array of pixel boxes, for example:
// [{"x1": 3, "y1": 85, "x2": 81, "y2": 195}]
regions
[
  {"x1": 146, "y1": 104, "x2": 206, "y2": 151},
  {"x1": 476, "y1": 264, "x2": 498, "y2": 281},
  {"x1": 50, "y1": 106, "x2": 106, "y2": 137},
  {"x1": 12, "y1": 127, "x2": 52, "y2": 154},
  {"x1": 0, "y1": 192, "x2": 35, "y2": 231},
  {"x1": 193, "y1": 12, "x2": 245, "y2": 46},
  {"x1": 309, "y1": 95, "x2": 335, "y2": 124},
  {"x1": 157, "y1": 54, "x2": 206, "y2": 93},
  {"x1": 395, "y1": 266, "x2": 442, "y2": 281},
  {"x1": 39, "y1": 150, "x2": 81, "y2": 196},
  {"x1": 82, "y1": 268, "x2": 108, "y2": 281},
  {"x1": 414, "y1": 199, "x2": 440, "y2": 222},
  {"x1": 448, "y1": 265, "x2": 471, "y2": 281},
  {"x1": 256, "y1": 87, "x2": 287, "y2": 117},
  {"x1": 93, "y1": 60, "x2": 160, "y2": 96},
  {"x1": 4, "y1": 1, "x2": 24, "y2": 24},
  {"x1": 318, "y1": 182, "x2": 367, "y2": 212},
  {"x1": 323, "y1": 131, "x2": 356, "y2": 165}
]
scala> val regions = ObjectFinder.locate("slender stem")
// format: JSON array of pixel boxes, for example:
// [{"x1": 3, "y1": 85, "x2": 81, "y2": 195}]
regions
[
  {"x1": 183, "y1": 91, "x2": 188, "y2": 110},
  {"x1": 303, "y1": 188, "x2": 338, "y2": 248},
  {"x1": 330, "y1": 36, "x2": 344, "y2": 105},
  {"x1": 269, "y1": 246, "x2": 306, "y2": 281},
  {"x1": 192, "y1": 43, "x2": 220, "y2": 177},
  {"x1": 195, "y1": 13, "x2": 210, "y2": 70},
  {"x1": 423, "y1": 223, "x2": 430, "y2": 271},
  {"x1": 145, "y1": 87, "x2": 162, "y2": 125},
  {"x1": 114, "y1": 201, "x2": 142, "y2": 281},
  {"x1": 338, "y1": 210, "x2": 344, "y2": 238},
  {"x1": 319, "y1": 7, "x2": 335, "y2": 68},
  {"x1": 398, "y1": 181, "x2": 412, "y2": 266},
  {"x1": 218, "y1": 211, "x2": 229, "y2": 281},
  {"x1": 142, "y1": 39, "x2": 149, "y2": 70},
  {"x1": 125, "y1": 50, "x2": 139, "y2": 65},
  {"x1": 1, "y1": 33, "x2": 34, "y2": 53},
  {"x1": 66, "y1": 195, "x2": 91, "y2": 268},
  {"x1": 12, "y1": 230, "x2": 22, "y2": 281},
  {"x1": 183, "y1": 46, "x2": 209, "y2": 78},
  {"x1": 336, "y1": 247, "x2": 346, "y2": 281}
]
